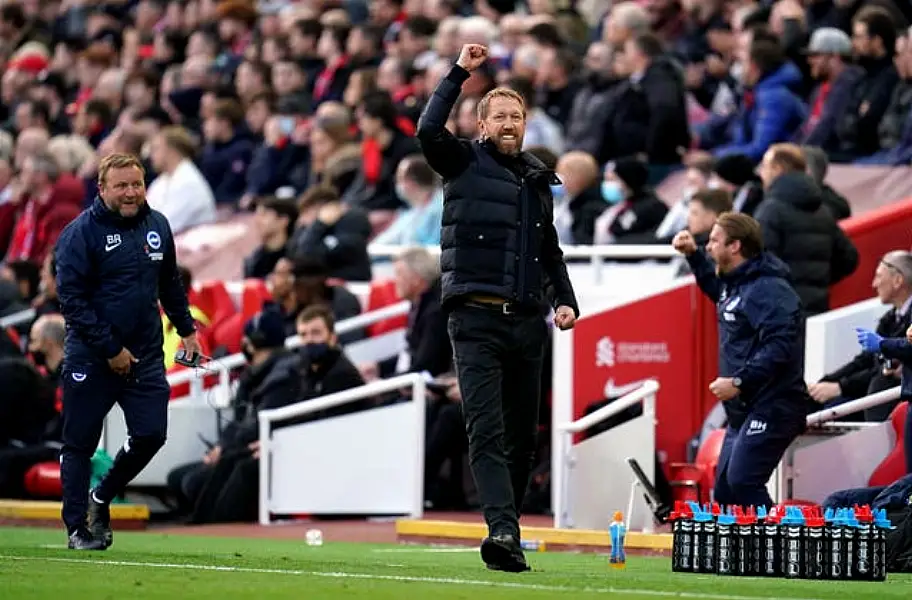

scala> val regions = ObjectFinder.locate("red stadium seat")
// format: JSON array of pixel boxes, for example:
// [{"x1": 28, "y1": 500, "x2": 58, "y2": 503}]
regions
[
  {"x1": 210, "y1": 312, "x2": 245, "y2": 355},
  {"x1": 365, "y1": 278, "x2": 408, "y2": 337},
  {"x1": 241, "y1": 278, "x2": 273, "y2": 320},
  {"x1": 23, "y1": 461, "x2": 62, "y2": 498},
  {"x1": 868, "y1": 402, "x2": 908, "y2": 487},
  {"x1": 194, "y1": 280, "x2": 236, "y2": 327},
  {"x1": 668, "y1": 428, "x2": 726, "y2": 505}
]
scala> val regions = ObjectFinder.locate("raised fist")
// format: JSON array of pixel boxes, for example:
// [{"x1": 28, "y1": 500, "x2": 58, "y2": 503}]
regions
[
  {"x1": 672, "y1": 230, "x2": 698, "y2": 256},
  {"x1": 457, "y1": 44, "x2": 489, "y2": 72}
]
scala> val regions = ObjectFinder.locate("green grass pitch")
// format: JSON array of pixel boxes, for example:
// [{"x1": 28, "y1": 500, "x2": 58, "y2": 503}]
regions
[{"x1": 1, "y1": 527, "x2": 911, "y2": 599}]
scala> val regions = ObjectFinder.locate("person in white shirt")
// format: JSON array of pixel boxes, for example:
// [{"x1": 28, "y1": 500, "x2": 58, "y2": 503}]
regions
[{"x1": 147, "y1": 126, "x2": 217, "y2": 234}]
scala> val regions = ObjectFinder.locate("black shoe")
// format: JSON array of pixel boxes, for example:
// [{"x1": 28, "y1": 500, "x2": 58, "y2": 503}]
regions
[
  {"x1": 480, "y1": 534, "x2": 530, "y2": 572},
  {"x1": 68, "y1": 527, "x2": 106, "y2": 551},
  {"x1": 88, "y1": 494, "x2": 113, "y2": 549}
]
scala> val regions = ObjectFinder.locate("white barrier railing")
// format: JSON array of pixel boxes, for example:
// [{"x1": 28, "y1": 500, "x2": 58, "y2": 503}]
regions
[
  {"x1": 165, "y1": 300, "x2": 412, "y2": 388},
  {"x1": 0, "y1": 307, "x2": 35, "y2": 328},
  {"x1": 553, "y1": 379, "x2": 659, "y2": 532},
  {"x1": 769, "y1": 386, "x2": 903, "y2": 505},
  {"x1": 258, "y1": 372, "x2": 427, "y2": 525},
  {"x1": 368, "y1": 244, "x2": 677, "y2": 286},
  {"x1": 805, "y1": 386, "x2": 902, "y2": 427}
]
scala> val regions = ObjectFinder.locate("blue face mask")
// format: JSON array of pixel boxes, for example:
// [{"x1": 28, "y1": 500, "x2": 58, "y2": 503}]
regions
[
  {"x1": 601, "y1": 181, "x2": 625, "y2": 204},
  {"x1": 302, "y1": 342, "x2": 332, "y2": 364},
  {"x1": 550, "y1": 184, "x2": 565, "y2": 200}
]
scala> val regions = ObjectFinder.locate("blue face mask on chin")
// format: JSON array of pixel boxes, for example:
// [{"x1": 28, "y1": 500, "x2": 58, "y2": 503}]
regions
[{"x1": 601, "y1": 181, "x2": 625, "y2": 204}]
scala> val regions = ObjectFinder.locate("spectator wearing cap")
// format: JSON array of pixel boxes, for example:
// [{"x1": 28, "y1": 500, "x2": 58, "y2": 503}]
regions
[
  {"x1": 708, "y1": 153, "x2": 765, "y2": 216},
  {"x1": 811, "y1": 250, "x2": 912, "y2": 422},
  {"x1": 244, "y1": 196, "x2": 297, "y2": 280},
  {"x1": 593, "y1": 156, "x2": 668, "y2": 245},
  {"x1": 165, "y1": 305, "x2": 304, "y2": 524},
  {"x1": 30, "y1": 71, "x2": 72, "y2": 136},
  {"x1": 200, "y1": 98, "x2": 256, "y2": 206},
  {"x1": 802, "y1": 145, "x2": 851, "y2": 220},
  {"x1": 147, "y1": 126, "x2": 217, "y2": 234},
  {"x1": 799, "y1": 27, "x2": 864, "y2": 149},
  {"x1": 754, "y1": 143, "x2": 859, "y2": 316},
  {"x1": 829, "y1": 7, "x2": 900, "y2": 161},
  {"x1": 287, "y1": 184, "x2": 372, "y2": 283},
  {"x1": 856, "y1": 27, "x2": 912, "y2": 166}
]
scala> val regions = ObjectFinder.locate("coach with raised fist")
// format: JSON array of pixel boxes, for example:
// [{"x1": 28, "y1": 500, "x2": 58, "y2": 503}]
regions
[{"x1": 416, "y1": 44, "x2": 579, "y2": 573}]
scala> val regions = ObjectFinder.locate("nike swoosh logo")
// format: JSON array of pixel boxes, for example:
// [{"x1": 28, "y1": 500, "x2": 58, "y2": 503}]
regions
[
  {"x1": 105, "y1": 243, "x2": 121, "y2": 252},
  {"x1": 604, "y1": 377, "x2": 652, "y2": 398}
]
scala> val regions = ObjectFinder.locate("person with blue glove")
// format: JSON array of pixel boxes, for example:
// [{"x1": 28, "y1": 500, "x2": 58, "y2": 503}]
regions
[{"x1": 855, "y1": 326, "x2": 912, "y2": 473}]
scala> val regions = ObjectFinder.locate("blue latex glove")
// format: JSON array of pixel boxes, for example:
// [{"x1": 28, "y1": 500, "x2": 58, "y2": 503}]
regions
[{"x1": 855, "y1": 328, "x2": 884, "y2": 353}]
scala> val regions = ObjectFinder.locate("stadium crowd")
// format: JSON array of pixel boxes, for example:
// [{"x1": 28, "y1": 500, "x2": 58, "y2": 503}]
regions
[{"x1": 2, "y1": 0, "x2": 912, "y2": 520}]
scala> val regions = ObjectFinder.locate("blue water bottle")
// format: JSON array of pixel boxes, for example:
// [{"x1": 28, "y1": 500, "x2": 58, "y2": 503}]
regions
[{"x1": 609, "y1": 511, "x2": 626, "y2": 569}]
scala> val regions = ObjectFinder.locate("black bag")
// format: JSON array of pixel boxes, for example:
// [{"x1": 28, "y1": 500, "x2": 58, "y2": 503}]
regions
[{"x1": 886, "y1": 505, "x2": 912, "y2": 572}]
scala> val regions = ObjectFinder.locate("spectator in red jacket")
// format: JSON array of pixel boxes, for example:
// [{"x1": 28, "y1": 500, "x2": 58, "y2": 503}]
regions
[{"x1": 3, "y1": 150, "x2": 83, "y2": 264}]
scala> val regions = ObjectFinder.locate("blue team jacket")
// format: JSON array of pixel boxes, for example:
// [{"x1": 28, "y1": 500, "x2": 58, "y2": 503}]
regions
[
  {"x1": 878, "y1": 338, "x2": 912, "y2": 399},
  {"x1": 55, "y1": 196, "x2": 195, "y2": 368},
  {"x1": 687, "y1": 249, "x2": 815, "y2": 428}
]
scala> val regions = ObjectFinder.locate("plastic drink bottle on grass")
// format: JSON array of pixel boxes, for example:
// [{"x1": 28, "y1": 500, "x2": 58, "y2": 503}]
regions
[{"x1": 609, "y1": 511, "x2": 626, "y2": 569}]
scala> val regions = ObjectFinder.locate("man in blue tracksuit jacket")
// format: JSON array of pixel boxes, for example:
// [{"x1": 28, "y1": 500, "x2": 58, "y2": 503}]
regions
[
  {"x1": 55, "y1": 153, "x2": 201, "y2": 550},
  {"x1": 673, "y1": 211, "x2": 815, "y2": 508}
]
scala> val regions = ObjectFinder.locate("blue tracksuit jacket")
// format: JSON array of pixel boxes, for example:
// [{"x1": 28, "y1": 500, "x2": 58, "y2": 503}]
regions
[
  {"x1": 687, "y1": 249, "x2": 816, "y2": 428},
  {"x1": 55, "y1": 196, "x2": 195, "y2": 368}
]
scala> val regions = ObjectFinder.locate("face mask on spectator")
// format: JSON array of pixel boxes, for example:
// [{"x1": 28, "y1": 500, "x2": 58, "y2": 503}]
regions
[
  {"x1": 31, "y1": 350, "x2": 46, "y2": 368},
  {"x1": 395, "y1": 182, "x2": 413, "y2": 205},
  {"x1": 302, "y1": 342, "x2": 332, "y2": 364},
  {"x1": 601, "y1": 181, "x2": 624, "y2": 204}
]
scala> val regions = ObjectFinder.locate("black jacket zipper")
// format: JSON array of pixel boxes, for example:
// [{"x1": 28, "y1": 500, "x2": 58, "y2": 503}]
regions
[{"x1": 517, "y1": 176, "x2": 527, "y2": 302}]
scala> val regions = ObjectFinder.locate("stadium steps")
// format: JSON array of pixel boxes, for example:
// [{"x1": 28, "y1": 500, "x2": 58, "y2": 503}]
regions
[{"x1": 0, "y1": 499, "x2": 149, "y2": 530}]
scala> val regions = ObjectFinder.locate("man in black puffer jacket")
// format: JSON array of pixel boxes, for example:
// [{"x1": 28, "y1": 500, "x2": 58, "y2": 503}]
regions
[
  {"x1": 417, "y1": 44, "x2": 579, "y2": 573},
  {"x1": 755, "y1": 143, "x2": 859, "y2": 316}
]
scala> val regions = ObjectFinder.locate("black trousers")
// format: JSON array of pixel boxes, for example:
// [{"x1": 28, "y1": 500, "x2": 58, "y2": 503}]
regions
[
  {"x1": 447, "y1": 304, "x2": 546, "y2": 538},
  {"x1": 60, "y1": 360, "x2": 169, "y2": 532}
]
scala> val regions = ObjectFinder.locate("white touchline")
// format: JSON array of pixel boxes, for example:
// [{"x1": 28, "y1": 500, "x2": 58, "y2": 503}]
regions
[{"x1": 0, "y1": 555, "x2": 828, "y2": 600}]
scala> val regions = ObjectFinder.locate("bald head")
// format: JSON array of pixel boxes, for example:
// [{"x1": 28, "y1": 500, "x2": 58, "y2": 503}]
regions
[
  {"x1": 14, "y1": 127, "x2": 50, "y2": 169},
  {"x1": 314, "y1": 101, "x2": 352, "y2": 127},
  {"x1": 556, "y1": 151, "x2": 600, "y2": 197},
  {"x1": 31, "y1": 313, "x2": 65, "y2": 345}
]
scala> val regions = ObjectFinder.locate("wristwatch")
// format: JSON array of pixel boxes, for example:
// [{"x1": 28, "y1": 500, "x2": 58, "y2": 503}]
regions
[{"x1": 732, "y1": 377, "x2": 742, "y2": 389}]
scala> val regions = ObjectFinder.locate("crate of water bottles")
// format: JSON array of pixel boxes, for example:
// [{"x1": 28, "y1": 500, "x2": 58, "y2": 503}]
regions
[{"x1": 669, "y1": 500, "x2": 892, "y2": 581}]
